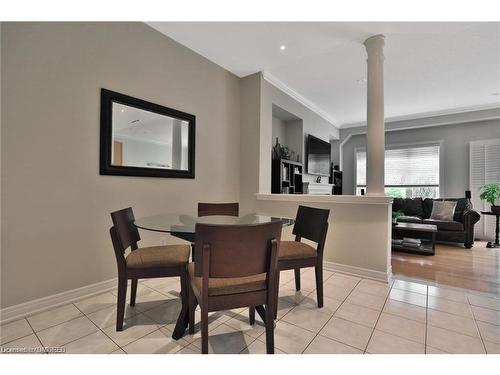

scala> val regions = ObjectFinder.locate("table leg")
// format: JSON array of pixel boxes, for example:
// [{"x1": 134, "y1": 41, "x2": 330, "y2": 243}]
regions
[
  {"x1": 431, "y1": 232, "x2": 436, "y2": 255},
  {"x1": 172, "y1": 296, "x2": 196, "y2": 340},
  {"x1": 496, "y1": 215, "x2": 500, "y2": 245},
  {"x1": 487, "y1": 215, "x2": 500, "y2": 248}
]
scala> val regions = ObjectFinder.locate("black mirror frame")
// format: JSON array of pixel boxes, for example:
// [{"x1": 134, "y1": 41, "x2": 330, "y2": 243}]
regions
[{"x1": 99, "y1": 88, "x2": 195, "y2": 179}]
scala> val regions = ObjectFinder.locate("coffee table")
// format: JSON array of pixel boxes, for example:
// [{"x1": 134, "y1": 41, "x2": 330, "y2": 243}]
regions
[{"x1": 392, "y1": 222, "x2": 438, "y2": 255}]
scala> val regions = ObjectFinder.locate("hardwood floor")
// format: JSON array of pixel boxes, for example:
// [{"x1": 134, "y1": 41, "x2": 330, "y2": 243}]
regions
[{"x1": 392, "y1": 241, "x2": 500, "y2": 295}]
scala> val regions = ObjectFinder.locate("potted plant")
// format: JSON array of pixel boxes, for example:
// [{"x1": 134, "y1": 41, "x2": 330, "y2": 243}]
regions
[{"x1": 479, "y1": 183, "x2": 500, "y2": 214}]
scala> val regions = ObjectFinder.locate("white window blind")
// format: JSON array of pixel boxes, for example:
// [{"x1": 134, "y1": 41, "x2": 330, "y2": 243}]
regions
[
  {"x1": 356, "y1": 144, "x2": 440, "y2": 198},
  {"x1": 470, "y1": 139, "x2": 500, "y2": 240}
]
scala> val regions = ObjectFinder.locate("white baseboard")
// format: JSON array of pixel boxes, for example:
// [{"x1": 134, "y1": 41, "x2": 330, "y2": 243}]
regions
[
  {"x1": 0, "y1": 278, "x2": 117, "y2": 324},
  {"x1": 324, "y1": 261, "x2": 392, "y2": 283}
]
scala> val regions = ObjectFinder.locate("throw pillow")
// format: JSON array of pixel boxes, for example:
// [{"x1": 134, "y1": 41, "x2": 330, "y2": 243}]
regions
[{"x1": 430, "y1": 200, "x2": 457, "y2": 221}]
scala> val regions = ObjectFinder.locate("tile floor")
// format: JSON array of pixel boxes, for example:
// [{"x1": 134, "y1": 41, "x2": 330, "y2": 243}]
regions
[{"x1": 2, "y1": 268, "x2": 500, "y2": 354}]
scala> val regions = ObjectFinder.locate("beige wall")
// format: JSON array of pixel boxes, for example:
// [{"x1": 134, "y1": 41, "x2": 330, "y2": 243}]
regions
[
  {"x1": 1, "y1": 22, "x2": 241, "y2": 308},
  {"x1": 253, "y1": 196, "x2": 392, "y2": 277}
]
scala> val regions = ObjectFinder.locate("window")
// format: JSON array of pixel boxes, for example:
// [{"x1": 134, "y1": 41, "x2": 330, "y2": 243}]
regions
[{"x1": 356, "y1": 144, "x2": 440, "y2": 198}]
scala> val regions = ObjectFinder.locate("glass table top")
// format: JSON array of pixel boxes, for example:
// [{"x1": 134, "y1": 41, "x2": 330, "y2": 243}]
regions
[{"x1": 134, "y1": 213, "x2": 295, "y2": 233}]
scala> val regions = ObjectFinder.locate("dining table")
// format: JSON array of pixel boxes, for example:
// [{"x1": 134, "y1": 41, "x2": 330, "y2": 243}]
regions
[{"x1": 134, "y1": 212, "x2": 295, "y2": 340}]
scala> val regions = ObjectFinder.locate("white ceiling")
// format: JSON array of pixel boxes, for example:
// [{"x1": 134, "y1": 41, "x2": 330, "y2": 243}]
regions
[
  {"x1": 112, "y1": 102, "x2": 188, "y2": 145},
  {"x1": 148, "y1": 22, "x2": 500, "y2": 128}
]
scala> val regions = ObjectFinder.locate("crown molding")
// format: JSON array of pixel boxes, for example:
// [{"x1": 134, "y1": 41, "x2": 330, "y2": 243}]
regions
[
  {"x1": 341, "y1": 103, "x2": 500, "y2": 129},
  {"x1": 261, "y1": 71, "x2": 339, "y2": 130}
]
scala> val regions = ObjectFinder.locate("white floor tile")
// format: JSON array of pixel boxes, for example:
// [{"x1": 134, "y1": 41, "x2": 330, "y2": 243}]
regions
[
  {"x1": 334, "y1": 302, "x2": 380, "y2": 328},
  {"x1": 477, "y1": 320, "x2": 500, "y2": 345},
  {"x1": 345, "y1": 290, "x2": 387, "y2": 311},
  {"x1": 392, "y1": 280, "x2": 428, "y2": 295},
  {"x1": 367, "y1": 330, "x2": 424, "y2": 354},
  {"x1": 354, "y1": 279, "x2": 391, "y2": 297},
  {"x1": 426, "y1": 325, "x2": 485, "y2": 354},
  {"x1": 102, "y1": 314, "x2": 161, "y2": 347},
  {"x1": 468, "y1": 294, "x2": 500, "y2": 311},
  {"x1": 190, "y1": 323, "x2": 256, "y2": 354},
  {"x1": 225, "y1": 311, "x2": 267, "y2": 339},
  {"x1": 427, "y1": 286, "x2": 468, "y2": 303},
  {"x1": 122, "y1": 328, "x2": 187, "y2": 354},
  {"x1": 427, "y1": 309, "x2": 479, "y2": 337},
  {"x1": 74, "y1": 292, "x2": 117, "y2": 315},
  {"x1": 86, "y1": 304, "x2": 140, "y2": 329},
  {"x1": 389, "y1": 288, "x2": 427, "y2": 308},
  {"x1": 484, "y1": 340, "x2": 500, "y2": 354},
  {"x1": 37, "y1": 316, "x2": 98, "y2": 347},
  {"x1": 471, "y1": 305, "x2": 500, "y2": 326},
  {"x1": 426, "y1": 346, "x2": 450, "y2": 354},
  {"x1": 142, "y1": 299, "x2": 182, "y2": 325},
  {"x1": 263, "y1": 320, "x2": 316, "y2": 354},
  {"x1": 282, "y1": 305, "x2": 332, "y2": 332},
  {"x1": 428, "y1": 296, "x2": 473, "y2": 318},
  {"x1": 0, "y1": 334, "x2": 45, "y2": 354},
  {"x1": 375, "y1": 313, "x2": 426, "y2": 343},
  {"x1": 319, "y1": 317, "x2": 373, "y2": 350},
  {"x1": 0, "y1": 319, "x2": 33, "y2": 345},
  {"x1": 239, "y1": 339, "x2": 286, "y2": 354},
  {"x1": 27, "y1": 304, "x2": 83, "y2": 332},
  {"x1": 303, "y1": 335, "x2": 362, "y2": 354},
  {"x1": 383, "y1": 299, "x2": 427, "y2": 323},
  {"x1": 62, "y1": 331, "x2": 119, "y2": 354}
]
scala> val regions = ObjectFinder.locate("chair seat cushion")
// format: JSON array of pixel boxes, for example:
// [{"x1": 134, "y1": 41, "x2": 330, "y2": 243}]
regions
[
  {"x1": 279, "y1": 241, "x2": 317, "y2": 260},
  {"x1": 422, "y1": 219, "x2": 464, "y2": 232},
  {"x1": 126, "y1": 245, "x2": 190, "y2": 269},
  {"x1": 187, "y1": 263, "x2": 266, "y2": 297}
]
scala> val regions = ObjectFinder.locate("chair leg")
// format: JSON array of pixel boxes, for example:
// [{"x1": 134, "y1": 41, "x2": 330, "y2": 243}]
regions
[
  {"x1": 180, "y1": 273, "x2": 189, "y2": 325},
  {"x1": 315, "y1": 263, "x2": 324, "y2": 308},
  {"x1": 274, "y1": 271, "x2": 280, "y2": 319},
  {"x1": 130, "y1": 279, "x2": 138, "y2": 306},
  {"x1": 188, "y1": 284, "x2": 196, "y2": 335},
  {"x1": 294, "y1": 269, "x2": 301, "y2": 291},
  {"x1": 201, "y1": 306, "x2": 209, "y2": 354},
  {"x1": 249, "y1": 306, "x2": 256, "y2": 325},
  {"x1": 265, "y1": 304, "x2": 275, "y2": 354},
  {"x1": 116, "y1": 276, "x2": 127, "y2": 331}
]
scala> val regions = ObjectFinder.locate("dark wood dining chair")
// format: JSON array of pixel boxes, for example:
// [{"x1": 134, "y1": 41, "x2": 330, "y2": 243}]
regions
[
  {"x1": 198, "y1": 202, "x2": 239, "y2": 217},
  {"x1": 188, "y1": 221, "x2": 282, "y2": 354},
  {"x1": 250, "y1": 205, "x2": 329, "y2": 319},
  {"x1": 109, "y1": 207, "x2": 191, "y2": 331}
]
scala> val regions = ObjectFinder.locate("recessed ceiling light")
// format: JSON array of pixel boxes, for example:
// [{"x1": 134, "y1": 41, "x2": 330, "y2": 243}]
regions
[
  {"x1": 121, "y1": 109, "x2": 125, "y2": 113},
  {"x1": 357, "y1": 78, "x2": 367, "y2": 84},
  {"x1": 280, "y1": 45, "x2": 286, "y2": 51}
]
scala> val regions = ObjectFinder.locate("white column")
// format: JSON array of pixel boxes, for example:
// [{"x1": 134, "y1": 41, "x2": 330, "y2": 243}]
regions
[{"x1": 364, "y1": 34, "x2": 386, "y2": 196}]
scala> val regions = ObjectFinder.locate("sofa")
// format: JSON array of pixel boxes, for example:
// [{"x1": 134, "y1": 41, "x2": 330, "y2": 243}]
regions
[{"x1": 393, "y1": 197, "x2": 480, "y2": 248}]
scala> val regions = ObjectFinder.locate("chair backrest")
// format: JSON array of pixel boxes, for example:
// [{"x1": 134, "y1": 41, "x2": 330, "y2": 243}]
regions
[
  {"x1": 292, "y1": 205, "x2": 330, "y2": 244},
  {"x1": 198, "y1": 202, "x2": 239, "y2": 217},
  {"x1": 194, "y1": 221, "x2": 282, "y2": 279},
  {"x1": 110, "y1": 207, "x2": 141, "y2": 252}
]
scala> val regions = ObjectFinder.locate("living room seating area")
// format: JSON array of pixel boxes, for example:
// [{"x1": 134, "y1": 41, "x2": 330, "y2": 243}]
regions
[{"x1": 393, "y1": 195, "x2": 481, "y2": 248}]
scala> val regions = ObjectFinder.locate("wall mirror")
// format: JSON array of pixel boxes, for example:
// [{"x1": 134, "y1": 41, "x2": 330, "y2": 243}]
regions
[{"x1": 100, "y1": 89, "x2": 195, "y2": 178}]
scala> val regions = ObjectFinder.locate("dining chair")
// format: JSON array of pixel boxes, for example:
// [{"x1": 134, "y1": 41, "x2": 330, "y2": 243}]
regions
[
  {"x1": 198, "y1": 201, "x2": 262, "y2": 325},
  {"x1": 198, "y1": 202, "x2": 239, "y2": 217},
  {"x1": 109, "y1": 207, "x2": 191, "y2": 331},
  {"x1": 187, "y1": 221, "x2": 282, "y2": 354},
  {"x1": 257, "y1": 205, "x2": 329, "y2": 319}
]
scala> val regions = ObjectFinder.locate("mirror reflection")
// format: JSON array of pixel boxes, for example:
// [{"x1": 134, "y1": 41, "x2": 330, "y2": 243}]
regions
[{"x1": 111, "y1": 102, "x2": 190, "y2": 170}]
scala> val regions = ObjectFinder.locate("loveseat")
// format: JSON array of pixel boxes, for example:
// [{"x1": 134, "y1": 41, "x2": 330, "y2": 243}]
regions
[{"x1": 393, "y1": 197, "x2": 480, "y2": 248}]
